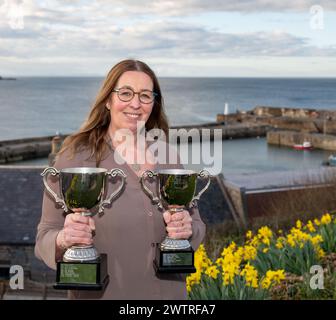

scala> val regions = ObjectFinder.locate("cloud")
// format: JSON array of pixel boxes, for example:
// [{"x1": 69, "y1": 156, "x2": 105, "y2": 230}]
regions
[
  {"x1": 95, "y1": 0, "x2": 336, "y2": 15},
  {"x1": 1, "y1": 1, "x2": 334, "y2": 38},
  {"x1": 2, "y1": 0, "x2": 334, "y2": 26},
  {"x1": 0, "y1": 1, "x2": 335, "y2": 76},
  {"x1": 1, "y1": 19, "x2": 335, "y2": 61}
]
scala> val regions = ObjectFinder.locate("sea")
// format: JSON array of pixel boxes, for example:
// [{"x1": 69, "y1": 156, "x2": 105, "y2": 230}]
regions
[{"x1": 1, "y1": 77, "x2": 336, "y2": 175}]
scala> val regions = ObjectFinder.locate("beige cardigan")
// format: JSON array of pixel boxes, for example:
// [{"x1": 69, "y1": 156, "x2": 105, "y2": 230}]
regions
[{"x1": 34, "y1": 141, "x2": 206, "y2": 300}]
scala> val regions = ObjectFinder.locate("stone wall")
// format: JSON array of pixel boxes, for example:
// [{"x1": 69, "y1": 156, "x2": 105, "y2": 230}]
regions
[
  {"x1": 267, "y1": 130, "x2": 336, "y2": 150},
  {"x1": 252, "y1": 106, "x2": 318, "y2": 118},
  {"x1": 0, "y1": 135, "x2": 67, "y2": 164},
  {"x1": 251, "y1": 107, "x2": 336, "y2": 134}
]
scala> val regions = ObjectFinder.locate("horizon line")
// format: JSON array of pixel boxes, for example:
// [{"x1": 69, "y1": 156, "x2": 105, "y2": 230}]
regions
[{"x1": 3, "y1": 75, "x2": 336, "y2": 79}]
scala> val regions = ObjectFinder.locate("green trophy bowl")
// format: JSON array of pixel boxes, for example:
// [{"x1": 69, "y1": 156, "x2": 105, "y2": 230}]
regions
[
  {"x1": 140, "y1": 169, "x2": 210, "y2": 274},
  {"x1": 41, "y1": 167, "x2": 126, "y2": 290}
]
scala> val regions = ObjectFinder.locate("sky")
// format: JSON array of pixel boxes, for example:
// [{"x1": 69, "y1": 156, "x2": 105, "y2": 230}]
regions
[{"x1": 0, "y1": 0, "x2": 335, "y2": 77}]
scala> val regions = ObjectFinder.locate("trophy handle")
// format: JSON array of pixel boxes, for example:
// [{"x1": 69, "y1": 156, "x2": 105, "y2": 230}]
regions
[
  {"x1": 190, "y1": 169, "x2": 211, "y2": 208},
  {"x1": 98, "y1": 168, "x2": 126, "y2": 216},
  {"x1": 41, "y1": 167, "x2": 68, "y2": 212},
  {"x1": 140, "y1": 170, "x2": 163, "y2": 210}
]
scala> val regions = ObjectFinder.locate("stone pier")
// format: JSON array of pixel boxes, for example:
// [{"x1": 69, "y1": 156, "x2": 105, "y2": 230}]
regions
[
  {"x1": 0, "y1": 123, "x2": 269, "y2": 164},
  {"x1": 267, "y1": 131, "x2": 336, "y2": 150},
  {"x1": 217, "y1": 106, "x2": 336, "y2": 150}
]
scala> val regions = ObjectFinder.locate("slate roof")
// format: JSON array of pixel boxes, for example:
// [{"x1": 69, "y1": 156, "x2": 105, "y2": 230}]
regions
[
  {"x1": 224, "y1": 167, "x2": 336, "y2": 190},
  {"x1": 197, "y1": 174, "x2": 233, "y2": 224},
  {"x1": 0, "y1": 166, "x2": 45, "y2": 245}
]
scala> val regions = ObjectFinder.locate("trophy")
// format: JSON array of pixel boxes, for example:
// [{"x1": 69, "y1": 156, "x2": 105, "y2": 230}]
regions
[
  {"x1": 41, "y1": 167, "x2": 126, "y2": 290},
  {"x1": 140, "y1": 169, "x2": 210, "y2": 273}
]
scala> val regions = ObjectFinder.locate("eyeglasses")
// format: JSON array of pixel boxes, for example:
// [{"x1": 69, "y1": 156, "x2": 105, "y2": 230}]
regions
[{"x1": 112, "y1": 87, "x2": 157, "y2": 104}]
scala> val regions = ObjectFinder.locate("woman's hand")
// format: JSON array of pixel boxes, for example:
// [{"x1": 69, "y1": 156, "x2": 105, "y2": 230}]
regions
[
  {"x1": 163, "y1": 208, "x2": 192, "y2": 240},
  {"x1": 56, "y1": 211, "x2": 96, "y2": 250}
]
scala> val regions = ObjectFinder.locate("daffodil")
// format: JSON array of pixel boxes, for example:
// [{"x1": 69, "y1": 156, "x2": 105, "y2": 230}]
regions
[
  {"x1": 240, "y1": 263, "x2": 259, "y2": 288},
  {"x1": 257, "y1": 226, "x2": 273, "y2": 247},
  {"x1": 261, "y1": 270, "x2": 285, "y2": 289},
  {"x1": 321, "y1": 213, "x2": 332, "y2": 225},
  {"x1": 261, "y1": 277, "x2": 271, "y2": 289},
  {"x1": 314, "y1": 218, "x2": 321, "y2": 226},
  {"x1": 311, "y1": 234, "x2": 323, "y2": 246},
  {"x1": 243, "y1": 245, "x2": 257, "y2": 261},
  {"x1": 306, "y1": 220, "x2": 316, "y2": 233},
  {"x1": 187, "y1": 244, "x2": 213, "y2": 291},
  {"x1": 276, "y1": 236, "x2": 286, "y2": 249},
  {"x1": 205, "y1": 265, "x2": 220, "y2": 279},
  {"x1": 246, "y1": 230, "x2": 253, "y2": 240},
  {"x1": 317, "y1": 248, "x2": 326, "y2": 258},
  {"x1": 296, "y1": 220, "x2": 302, "y2": 229},
  {"x1": 258, "y1": 226, "x2": 273, "y2": 239}
]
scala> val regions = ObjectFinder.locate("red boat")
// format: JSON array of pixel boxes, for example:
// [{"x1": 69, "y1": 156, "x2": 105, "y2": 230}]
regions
[{"x1": 293, "y1": 141, "x2": 313, "y2": 150}]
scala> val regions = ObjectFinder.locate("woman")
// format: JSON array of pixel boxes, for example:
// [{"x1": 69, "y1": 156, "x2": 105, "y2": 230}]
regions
[{"x1": 35, "y1": 59, "x2": 206, "y2": 299}]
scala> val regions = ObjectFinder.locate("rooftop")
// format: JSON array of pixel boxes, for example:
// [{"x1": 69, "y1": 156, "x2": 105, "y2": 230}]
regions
[{"x1": 0, "y1": 166, "x2": 45, "y2": 245}]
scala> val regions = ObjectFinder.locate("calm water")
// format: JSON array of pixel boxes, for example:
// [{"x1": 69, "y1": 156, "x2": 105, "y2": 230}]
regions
[
  {"x1": 1, "y1": 77, "x2": 335, "y2": 174},
  {"x1": 16, "y1": 138, "x2": 332, "y2": 176},
  {"x1": 1, "y1": 77, "x2": 336, "y2": 140}
]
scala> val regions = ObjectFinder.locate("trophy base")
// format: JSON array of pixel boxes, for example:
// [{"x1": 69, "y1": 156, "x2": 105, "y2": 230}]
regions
[
  {"x1": 153, "y1": 245, "x2": 196, "y2": 274},
  {"x1": 54, "y1": 254, "x2": 109, "y2": 291}
]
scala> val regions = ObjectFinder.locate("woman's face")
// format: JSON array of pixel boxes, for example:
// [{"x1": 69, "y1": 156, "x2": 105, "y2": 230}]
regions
[{"x1": 107, "y1": 71, "x2": 154, "y2": 135}]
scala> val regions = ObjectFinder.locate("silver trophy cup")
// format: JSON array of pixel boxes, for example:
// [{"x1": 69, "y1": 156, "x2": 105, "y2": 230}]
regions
[
  {"x1": 140, "y1": 169, "x2": 210, "y2": 273},
  {"x1": 41, "y1": 167, "x2": 126, "y2": 290}
]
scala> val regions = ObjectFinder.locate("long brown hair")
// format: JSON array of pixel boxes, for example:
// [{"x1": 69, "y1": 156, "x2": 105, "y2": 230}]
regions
[{"x1": 59, "y1": 59, "x2": 169, "y2": 165}]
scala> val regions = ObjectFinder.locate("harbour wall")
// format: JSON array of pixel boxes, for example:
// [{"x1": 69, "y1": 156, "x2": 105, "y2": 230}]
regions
[
  {"x1": 0, "y1": 124, "x2": 268, "y2": 164},
  {"x1": 217, "y1": 106, "x2": 336, "y2": 151},
  {"x1": 267, "y1": 131, "x2": 336, "y2": 150},
  {"x1": 2, "y1": 106, "x2": 336, "y2": 164}
]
